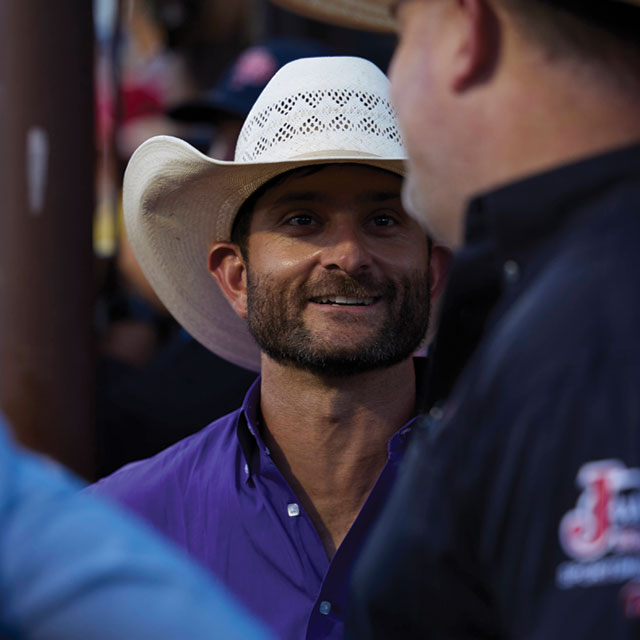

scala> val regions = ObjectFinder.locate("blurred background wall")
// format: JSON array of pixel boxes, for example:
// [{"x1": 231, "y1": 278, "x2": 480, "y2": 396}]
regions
[{"x1": 0, "y1": 2, "x2": 95, "y2": 478}]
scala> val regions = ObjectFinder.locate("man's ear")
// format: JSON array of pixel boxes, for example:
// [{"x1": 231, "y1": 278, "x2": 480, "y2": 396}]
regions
[
  {"x1": 429, "y1": 243, "x2": 452, "y2": 302},
  {"x1": 424, "y1": 243, "x2": 453, "y2": 345},
  {"x1": 450, "y1": 0, "x2": 500, "y2": 92},
  {"x1": 208, "y1": 242, "x2": 248, "y2": 319}
]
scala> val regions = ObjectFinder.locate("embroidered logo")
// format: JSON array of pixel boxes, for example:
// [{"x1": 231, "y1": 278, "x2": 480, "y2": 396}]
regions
[{"x1": 556, "y1": 460, "x2": 640, "y2": 591}]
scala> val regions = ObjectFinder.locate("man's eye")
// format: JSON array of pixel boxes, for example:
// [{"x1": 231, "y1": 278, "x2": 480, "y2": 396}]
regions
[
  {"x1": 372, "y1": 213, "x2": 398, "y2": 227},
  {"x1": 286, "y1": 214, "x2": 315, "y2": 226}
]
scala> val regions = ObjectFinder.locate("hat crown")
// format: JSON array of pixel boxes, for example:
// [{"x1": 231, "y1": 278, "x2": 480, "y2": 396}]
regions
[{"x1": 235, "y1": 56, "x2": 404, "y2": 162}]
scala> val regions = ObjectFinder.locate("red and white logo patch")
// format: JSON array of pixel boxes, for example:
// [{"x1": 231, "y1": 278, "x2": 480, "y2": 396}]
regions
[
  {"x1": 559, "y1": 460, "x2": 640, "y2": 562},
  {"x1": 556, "y1": 460, "x2": 640, "y2": 592}
]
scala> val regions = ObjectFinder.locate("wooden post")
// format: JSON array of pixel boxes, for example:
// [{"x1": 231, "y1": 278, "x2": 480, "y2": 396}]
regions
[{"x1": 0, "y1": 1, "x2": 96, "y2": 478}]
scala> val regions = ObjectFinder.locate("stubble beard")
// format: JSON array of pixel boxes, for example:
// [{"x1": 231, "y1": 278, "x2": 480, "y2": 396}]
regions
[{"x1": 245, "y1": 267, "x2": 430, "y2": 377}]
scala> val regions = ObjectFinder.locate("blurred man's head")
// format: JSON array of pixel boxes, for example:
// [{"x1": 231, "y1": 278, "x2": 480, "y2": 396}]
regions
[
  {"x1": 389, "y1": 0, "x2": 640, "y2": 246},
  {"x1": 169, "y1": 38, "x2": 332, "y2": 159},
  {"x1": 270, "y1": 0, "x2": 640, "y2": 247}
]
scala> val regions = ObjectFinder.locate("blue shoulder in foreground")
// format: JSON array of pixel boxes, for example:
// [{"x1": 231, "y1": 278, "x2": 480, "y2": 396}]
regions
[{"x1": 0, "y1": 414, "x2": 272, "y2": 640}]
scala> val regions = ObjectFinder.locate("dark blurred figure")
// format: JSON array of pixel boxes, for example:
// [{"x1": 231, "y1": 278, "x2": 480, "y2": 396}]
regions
[
  {"x1": 168, "y1": 37, "x2": 334, "y2": 157},
  {"x1": 272, "y1": 0, "x2": 640, "y2": 638}
]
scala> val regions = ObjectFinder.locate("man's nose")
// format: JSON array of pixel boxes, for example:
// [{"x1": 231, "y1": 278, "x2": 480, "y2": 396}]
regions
[{"x1": 319, "y1": 225, "x2": 371, "y2": 274}]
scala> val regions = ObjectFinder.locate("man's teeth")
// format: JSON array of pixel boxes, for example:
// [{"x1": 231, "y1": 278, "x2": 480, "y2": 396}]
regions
[{"x1": 315, "y1": 296, "x2": 375, "y2": 306}]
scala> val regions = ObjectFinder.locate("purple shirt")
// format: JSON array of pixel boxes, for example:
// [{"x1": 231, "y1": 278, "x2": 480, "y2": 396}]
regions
[{"x1": 89, "y1": 376, "x2": 417, "y2": 640}]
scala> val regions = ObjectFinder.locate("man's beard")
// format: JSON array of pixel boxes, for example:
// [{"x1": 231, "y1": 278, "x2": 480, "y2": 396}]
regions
[{"x1": 246, "y1": 267, "x2": 430, "y2": 377}]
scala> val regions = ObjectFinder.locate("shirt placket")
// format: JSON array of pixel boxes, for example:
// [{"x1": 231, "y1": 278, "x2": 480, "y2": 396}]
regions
[{"x1": 303, "y1": 423, "x2": 414, "y2": 640}]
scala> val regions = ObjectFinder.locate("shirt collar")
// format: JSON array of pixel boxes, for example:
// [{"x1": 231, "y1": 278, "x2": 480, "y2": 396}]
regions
[
  {"x1": 242, "y1": 377, "x2": 262, "y2": 441},
  {"x1": 425, "y1": 142, "x2": 640, "y2": 409},
  {"x1": 465, "y1": 142, "x2": 640, "y2": 261},
  {"x1": 237, "y1": 378, "x2": 264, "y2": 483}
]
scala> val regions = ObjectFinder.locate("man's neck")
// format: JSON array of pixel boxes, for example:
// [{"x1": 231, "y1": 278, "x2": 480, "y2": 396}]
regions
[{"x1": 258, "y1": 357, "x2": 417, "y2": 559}]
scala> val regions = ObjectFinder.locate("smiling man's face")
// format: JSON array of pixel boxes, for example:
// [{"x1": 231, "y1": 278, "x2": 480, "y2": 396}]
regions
[{"x1": 242, "y1": 164, "x2": 431, "y2": 376}]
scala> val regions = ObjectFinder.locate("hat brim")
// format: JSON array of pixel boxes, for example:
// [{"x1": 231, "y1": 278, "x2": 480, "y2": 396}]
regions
[
  {"x1": 271, "y1": 0, "x2": 640, "y2": 33},
  {"x1": 123, "y1": 135, "x2": 405, "y2": 372},
  {"x1": 272, "y1": 0, "x2": 395, "y2": 32}
]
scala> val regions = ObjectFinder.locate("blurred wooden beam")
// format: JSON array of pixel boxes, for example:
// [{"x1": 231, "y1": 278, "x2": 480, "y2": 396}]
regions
[{"x1": 0, "y1": 1, "x2": 96, "y2": 478}]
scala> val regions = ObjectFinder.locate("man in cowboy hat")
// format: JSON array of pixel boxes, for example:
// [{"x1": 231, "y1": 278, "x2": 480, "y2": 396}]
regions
[
  {"x1": 268, "y1": 0, "x2": 640, "y2": 637},
  {"x1": 89, "y1": 55, "x2": 448, "y2": 639}
]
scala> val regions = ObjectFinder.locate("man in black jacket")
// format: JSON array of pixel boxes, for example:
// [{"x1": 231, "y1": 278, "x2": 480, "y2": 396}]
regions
[{"x1": 270, "y1": 0, "x2": 640, "y2": 637}]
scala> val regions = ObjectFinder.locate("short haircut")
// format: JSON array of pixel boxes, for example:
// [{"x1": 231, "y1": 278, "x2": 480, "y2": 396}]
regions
[
  {"x1": 230, "y1": 163, "x2": 403, "y2": 260},
  {"x1": 499, "y1": 0, "x2": 640, "y2": 91}
]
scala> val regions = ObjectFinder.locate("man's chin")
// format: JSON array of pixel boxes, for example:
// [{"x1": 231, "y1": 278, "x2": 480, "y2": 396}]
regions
[
  {"x1": 267, "y1": 344, "x2": 409, "y2": 378},
  {"x1": 278, "y1": 357, "x2": 391, "y2": 378}
]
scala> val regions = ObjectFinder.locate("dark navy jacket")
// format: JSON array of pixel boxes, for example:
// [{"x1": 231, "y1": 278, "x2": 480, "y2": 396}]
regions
[{"x1": 348, "y1": 144, "x2": 640, "y2": 639}]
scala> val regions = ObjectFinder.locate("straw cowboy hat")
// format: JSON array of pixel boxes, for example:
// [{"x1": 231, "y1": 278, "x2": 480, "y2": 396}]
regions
[
  {"x1": 269, "y1": 0, "x2": 640, "y2": 33},
  {"x1": 123, "y1": 56, "x2": 406, "y2": 372}
]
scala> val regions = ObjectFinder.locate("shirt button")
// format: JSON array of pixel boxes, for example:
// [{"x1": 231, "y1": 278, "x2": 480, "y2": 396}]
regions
[
  {"x1": 244, "y1": 463, "x2": 249, "y2": 475},
  {"x1": 503, "y1": 260, "x2": 520, "y2": 284},
  {"x1": 264, "y1": 447, "x2": 271, "y2": 456},
  {"x1": 319, "y1": 601, "x2": 331, "y2": 616},
  {"x1": 429, "y1": 406, "x2": 443, "y2": 420},
  {"x1": 287, "y1": 503, "x2": 300, "y2": 517}
]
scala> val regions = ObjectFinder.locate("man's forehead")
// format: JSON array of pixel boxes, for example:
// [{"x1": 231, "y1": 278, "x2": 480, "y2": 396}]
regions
[{"x1": 256, "y1": 164, "x2": 403, "y2": 204}]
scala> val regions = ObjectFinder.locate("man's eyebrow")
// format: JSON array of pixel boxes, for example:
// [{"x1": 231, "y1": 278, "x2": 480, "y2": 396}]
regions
[{"x1": 269, "y1": 191, "x2": 400, "y2": 206}]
